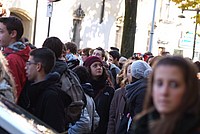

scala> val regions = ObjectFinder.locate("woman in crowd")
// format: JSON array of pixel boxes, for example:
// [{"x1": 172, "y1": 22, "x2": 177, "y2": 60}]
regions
[
  {"x1": 69, "y1": 66, "x2": 100, "y2": 134},
  {"x1": 131, "y1": 56, "x2": 200, "y2": 134},
  {"x1": 0, "y1": 51, "x2": 16, "y2": 102},
  {"x1": 107, "y1": 59, "x2": 133, "y2": 134},
  {"x1": 117, "y1": 60, "x2": 152, "y2": 134},
  {"x1": 83, "y1": 56, "x2": 115, "y2": 134}
]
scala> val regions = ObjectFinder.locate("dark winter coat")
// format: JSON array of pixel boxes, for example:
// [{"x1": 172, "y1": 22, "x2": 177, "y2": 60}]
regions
[
  {"x1": 91, "y1": 78, "x2": 115, "y2": 134},
  {"x1": 18, "y1": 72, "x2": 71, "y2": 133},
  {"x1": 131, "y1": 110, "x2": 200, "y2": 134},
  {"x1": 125, "y1": 78, "x2": 147, "y2": 118},
  {"x1": 107, "y1": 87, "x2": 126, "y2": 134}
]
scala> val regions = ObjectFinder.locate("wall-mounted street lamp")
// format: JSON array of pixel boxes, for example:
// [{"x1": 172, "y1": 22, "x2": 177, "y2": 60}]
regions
[
  {"x1": 179, "y1": 8, "x2": 199, "y2": 60},
  {"x1": 72, "y1": 4, "x2": 85, "y2": 48}
]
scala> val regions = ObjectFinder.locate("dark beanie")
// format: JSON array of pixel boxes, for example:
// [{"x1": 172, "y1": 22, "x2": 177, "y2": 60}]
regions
[{"x1": 83, "y1": 56, "x2": 103, "y2": 68}]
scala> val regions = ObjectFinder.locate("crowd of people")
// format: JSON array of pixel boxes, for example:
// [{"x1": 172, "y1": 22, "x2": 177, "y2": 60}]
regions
[{"x1": 0, "y1": 16, "x2": 200, "y2": 134}]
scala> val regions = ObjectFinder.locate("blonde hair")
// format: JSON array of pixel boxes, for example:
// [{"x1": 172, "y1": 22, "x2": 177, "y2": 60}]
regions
[
  {"x1": 0, "y1": 51, "x2": 16, "y2": 102},
  {"x1": 116, "y1": 59, "x2": 133, "y2": 88}
]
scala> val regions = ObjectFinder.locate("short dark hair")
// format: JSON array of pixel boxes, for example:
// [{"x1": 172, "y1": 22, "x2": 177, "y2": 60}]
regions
[
  {"x1": 110, "y1": 47, "x2": 119, "y2": 52},
  {"x1": 64, "y1": 42, "x2": 77, "y2": 54},
  {"x1": 95, "y1": 47, "x2": 105, "y2": 58},
  {"x1": 0, "y1": 17, "x2": 24, "y2": 41},
  {"x1": 73, "y1": 66, "x2": 90, "y2": 84},
  {"x1": 30, "y1": 48, "x2": 56, "y2": 74},
  {"x1": 42, "y1": 36, "x2": 64, "y2": 59},
  {"x1": 109, "y1": 50, "x2": 121, "y2": 61}
]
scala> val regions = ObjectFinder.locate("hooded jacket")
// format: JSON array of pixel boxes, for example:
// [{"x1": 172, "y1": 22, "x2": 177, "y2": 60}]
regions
[
  {"x1": 3, "y1": 42, "x2": 31, "y2": 98},
  {"x1": 18, "y1": 72, "x2": 71, "y2": 133},
  {"x1": 52, "y1": 60, "x2": 68, "y2": 75}
]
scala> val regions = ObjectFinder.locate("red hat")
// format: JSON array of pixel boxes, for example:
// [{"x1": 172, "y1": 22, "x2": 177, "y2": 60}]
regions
[{"x1": 83, "y1": 56, "x2": 103, "y2": 68}]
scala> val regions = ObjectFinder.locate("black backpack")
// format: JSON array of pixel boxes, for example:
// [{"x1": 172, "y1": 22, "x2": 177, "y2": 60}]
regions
[{"x1": 60, "y1": 68, "x2": 86, "y2": 124}]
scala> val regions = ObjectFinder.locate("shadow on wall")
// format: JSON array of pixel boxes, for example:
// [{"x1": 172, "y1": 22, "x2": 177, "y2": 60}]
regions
[
  {"x1": 73, "y1": 0, "x2": 124, "y2": 49},
  {"x1": 9, "y1": 8, "x2": 33, "y2": 43}
]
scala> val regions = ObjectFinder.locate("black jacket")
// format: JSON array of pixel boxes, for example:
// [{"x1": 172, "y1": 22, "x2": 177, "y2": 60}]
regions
[
  {"x1": 131, "y1": 110, "x2": 200, "y2": 134},
  {"x1": 91, "y1": 78, "x2": 115, "y2": 134},
  {"x1": 18, "y1": 72, "x2": 71, "y2": 133}
]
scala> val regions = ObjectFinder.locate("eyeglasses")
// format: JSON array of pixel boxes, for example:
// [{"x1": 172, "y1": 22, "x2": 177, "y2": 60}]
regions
[{"x1": 26, "y1": 61, "x2": 37, "y2": 66}]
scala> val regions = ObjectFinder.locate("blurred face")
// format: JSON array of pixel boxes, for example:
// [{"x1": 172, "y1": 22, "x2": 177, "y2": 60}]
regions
[
  {"x1": 81, "y1": 53, "x2": 88, "y2": 62},
  {"x1": 92, "y1": 50, "x2": 103, "y2": 60},
  {"x1": 25, "y1": 56, "x2": 38, "y2": 82},
  {"x1": 126, "y1": 64, "x2": 132, "y2": 83},
  {"x1": 153, "y1": 65, "x2": 186, "y2": 117},
  {"x1": 147, "y1": 57, "x2": 153, "y2": 65},
  {"x1": 90, "y1": 61, "x2": 103, "y2": 79},
  {"x1": 108, "y1": 55, "x2": 114, "y2": 64},
  {"x1": 0, "y1": 22, "x2": 12, "y2": 47}
]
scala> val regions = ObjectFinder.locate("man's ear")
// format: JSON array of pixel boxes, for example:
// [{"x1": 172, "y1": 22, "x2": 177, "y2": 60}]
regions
[
  {"x1": 36, "y1": 63, "x2": 42, "y2": 72},
  {"x1": 10, "y1": 30, "x2": 17, "y2": 38}
]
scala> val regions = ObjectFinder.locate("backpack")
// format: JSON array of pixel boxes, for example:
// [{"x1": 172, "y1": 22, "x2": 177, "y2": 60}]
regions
[{"x1": 60, "y1": 68, "x2": 86, "y2": 124}]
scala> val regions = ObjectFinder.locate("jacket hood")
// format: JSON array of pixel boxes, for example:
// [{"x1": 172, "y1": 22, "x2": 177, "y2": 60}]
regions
[
  {"x1": 29, "y1": 72, "x2": 61, "y2": 105},
  {"x1": 81, "y1": 83, "x2": 94, "y2": 97},
  {"x1": 31, "y1": 72, "x2": 60, "y2": 86},
  {"x1": 52, "y1": 60, "x2": 68, "y2": 75},
  {"x1": 3, "y1": 42, "x2": 31, "y2": 61},
  {"x1": 45, "y1": 72, "x2": 60, "y2": 82}
]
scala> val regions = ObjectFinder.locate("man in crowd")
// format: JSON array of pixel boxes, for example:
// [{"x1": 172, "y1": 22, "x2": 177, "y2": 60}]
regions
[
  {"x1": 65, "y1": 42, "x2": 80, "y2": 69},
  {"x1": 108, "y1": 50, "x2": 121, "y2": 88},
  {"x1": 18, "y1": 48, "x2": 66, "y2": 133},
  {"x1": 0, "y1": 17, "x2": 31, "y2": 98}
]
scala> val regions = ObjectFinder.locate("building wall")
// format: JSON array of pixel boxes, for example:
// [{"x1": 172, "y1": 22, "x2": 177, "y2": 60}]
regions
[
  {"x1": 11, "y1": 0, "x2": 124, "y2": 50},
  {"x1": 6, "y1": 0, "x2": 198, "y2": 59}
]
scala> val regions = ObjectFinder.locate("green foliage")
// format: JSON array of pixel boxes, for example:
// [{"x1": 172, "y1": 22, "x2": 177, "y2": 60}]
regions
[{"x1": 172, "y1": 0, "x2": 200, "y2": 24}]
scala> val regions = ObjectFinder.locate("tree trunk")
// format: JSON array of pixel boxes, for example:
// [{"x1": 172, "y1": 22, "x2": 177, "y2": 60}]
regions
[{"x1": 121, "y1": 0, "x2": 138, "y2": 58}]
